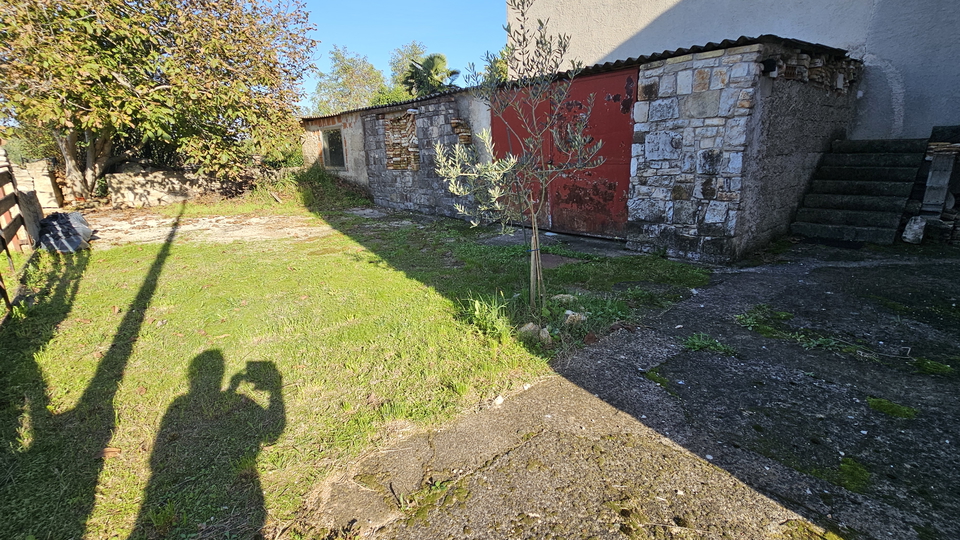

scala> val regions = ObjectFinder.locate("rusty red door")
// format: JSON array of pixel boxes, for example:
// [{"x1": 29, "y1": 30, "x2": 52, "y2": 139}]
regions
[{"x1": 491, "y1": 69, "x2": 636, "y2": 238}]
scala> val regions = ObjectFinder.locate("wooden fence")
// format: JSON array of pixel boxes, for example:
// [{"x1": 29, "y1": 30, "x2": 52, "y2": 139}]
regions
[{"x1": 0, "y1": 164, "x2": 32, "y2": 311}]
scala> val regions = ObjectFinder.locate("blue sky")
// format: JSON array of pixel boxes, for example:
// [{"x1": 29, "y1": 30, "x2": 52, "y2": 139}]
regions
[{"x1": 300, "y1": 0, "x2": 507, "y2": 98}]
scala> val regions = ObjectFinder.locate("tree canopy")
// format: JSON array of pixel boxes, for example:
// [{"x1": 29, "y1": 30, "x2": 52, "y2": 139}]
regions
[
  {"x1": 310, "y1": 45, "x2": 385, "y2": 116},
  {"x1": 403, "y1": 54, "x2": 461, "y2": 97},
  {"x1": 0, "y1": 0, "x2": 315, "y2": 197}
]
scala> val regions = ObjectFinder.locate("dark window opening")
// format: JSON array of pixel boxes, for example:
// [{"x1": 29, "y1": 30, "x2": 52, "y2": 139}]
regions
[{"x1": 322, "y1": 129, "x2": 345, "y2": 169}]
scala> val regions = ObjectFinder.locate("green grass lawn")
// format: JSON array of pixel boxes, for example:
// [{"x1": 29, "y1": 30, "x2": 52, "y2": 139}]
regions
[{"x1": 0, "y1": 170, "x2": 708, "y2": 539}]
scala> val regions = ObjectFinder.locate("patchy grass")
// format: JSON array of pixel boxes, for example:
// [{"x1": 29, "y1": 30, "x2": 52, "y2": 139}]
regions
[
  {"x1": 914, "y1": 357, "x2": 954, "y2": 375},
  {"x1": 814, "y1": 457, "x2": 872, "y2": 494},
  {"x1": 0, "y1": 196, "x2": 711, "y2": 538},
  {"x1": 735, "y1": 305, "x2": 846, "y2": 353},
  {"x1": 682, "y1": 332, "x2": 737, "y2": 356},
  {"x1": 867, "y1": 397, "x2": 918, "y2": 419}
]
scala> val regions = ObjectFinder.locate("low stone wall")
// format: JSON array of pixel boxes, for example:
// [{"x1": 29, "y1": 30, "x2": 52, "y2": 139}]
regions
[
  {"x1": 625, "y1": 42, "x2": 860, "y2": 262},
  {"x1": 106, "y1": 164, "x2": 249, "y2": 208},
  {"x1": 12, "y1": 160, "x2": 62, "y2": 209}
]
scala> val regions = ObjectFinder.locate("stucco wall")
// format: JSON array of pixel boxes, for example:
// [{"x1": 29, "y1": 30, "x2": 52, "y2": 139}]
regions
[
  {"x1": 734, "y1": 49, "x2": 860, "y2": 257},
  {"x1": 302, "y1": 111, "x2": 367, "y2": 187},
  {"x1": 512, "y1": 0, "x2": 960, "y2": 140}
]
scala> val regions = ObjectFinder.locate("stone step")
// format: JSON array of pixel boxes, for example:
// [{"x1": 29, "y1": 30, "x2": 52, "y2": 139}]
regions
[
  {"x1": 820, "y1": 152, "x2": 925, "y2": 168},
  {"x1": 791, "y1": 222, "x2": 897, "y2": 244},
  {"x1": 809, "y1": 180, "x2": 913, "y2": 197},
  {"x1": 795, "y1": 208, "x2": 901, "y2": 229},
  {"x1": 802, "y1": 194, "x2": 907, "y2": 212},
  {"x1": 814, "y1": 166, "x2": 919, "y2": 182},
  {"x1": 831, "y1": 139, "x2": 929, "y2": 154}
]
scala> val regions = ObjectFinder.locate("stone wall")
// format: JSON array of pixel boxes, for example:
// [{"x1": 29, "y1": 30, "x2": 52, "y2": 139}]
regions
[
  {"x1": 363, "y1": 94, "x2": 484, "y2": 217},
  {"x1": 12, "y1": 160, "x2": 62, "y2": 209},
  {"x1": 626, "y1": 43, "x2": 860, "y2": 261},
  {"x1": 105, "y1": 164, "x2": 249, "y2": 208}
]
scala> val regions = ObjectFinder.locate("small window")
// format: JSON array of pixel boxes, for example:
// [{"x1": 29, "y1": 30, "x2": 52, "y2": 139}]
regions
[{"x1": 321, "y1": 129, "x2": 345, "y2": 169}]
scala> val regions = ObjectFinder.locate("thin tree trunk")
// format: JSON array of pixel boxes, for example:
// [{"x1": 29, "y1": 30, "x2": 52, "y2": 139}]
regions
[{"x1": 55, "y1": 130, "x2": 84, "y2": 200}]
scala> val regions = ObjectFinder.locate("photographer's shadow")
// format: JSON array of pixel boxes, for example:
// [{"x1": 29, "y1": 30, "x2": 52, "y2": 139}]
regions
[{"x1": 129, "y1": 350, "x2": 285, "y2": 539}]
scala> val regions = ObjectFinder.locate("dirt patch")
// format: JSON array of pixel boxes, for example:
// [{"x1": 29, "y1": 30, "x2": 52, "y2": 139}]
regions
[{"x1": 81, "y1": 208, "x2": 335, "y2": 248}]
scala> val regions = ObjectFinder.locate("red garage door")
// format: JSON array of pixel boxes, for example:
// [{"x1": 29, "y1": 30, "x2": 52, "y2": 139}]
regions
[{"x1": 492, "y1": 69, "x2": 635, "y2": 238}]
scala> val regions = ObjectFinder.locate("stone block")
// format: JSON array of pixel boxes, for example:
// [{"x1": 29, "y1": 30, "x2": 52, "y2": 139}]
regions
[
  {"x1": 643, "y1": 60, "x2": 666, "y2": 70},
  {"x1": 723, "y1": 117, "x2": 750, "y2": 148},
  {"x1": 710, "y1": 68, "x2": 729, "y2": 89},
  {"x1": 697, "y1": 149, "x2": 722, "y2": 175},
  {"x1": 694, "y1": 176, "x2": 718, "y2": 199},
  {"x1": 630, "y1": 156, "x2": 640, "y2": 177},
  {"x1": 681, "y1": 90, "x2": 721, "y2": 118},
  {"x1": 703, "y1": 200, "x2": 728, "y2": 223},
  {"x1": 695, "y1": 126, "x2": 720, "y2": 138},
  {"x1": 659, "y1": 73, "x2": 677, "y2": 96},
  {"x1": 699, "y1": 138, "x2": 717, "y2": 149},
  {"x1": 629, "y1": 198, "x2": 667, "y2": 222},
  {"x1": 723, "y1": 152, "x2": 743, "y2": 174},
  {"x1": 726, "y1": 176, "x2": 742, "y2": 191},
  {"x1": 649, "y1": 98, "x2": 680, "y2": 121},
  {"x1": 648, "y1": 175, "x2": 675, "y2": 187},
  {"x1": 666, "y1": 54, "x2": 694, "y2": 65},
  {"x1": 638, "y1": 79, "x2": 660, "y2": 101},
  {"x1": 672, "y1": 183, "x2": 693, "y2": 201},
  {"x1": 693, "y1": 69, "x2": 711, "y2": 92},
  {"x1": 644, "y1": 131, "x2": 683, "y2": 160},
  {"x1": 632, "y1": 130, "x2": 646, "y2": 144},
  {"x1": 704, "y1": 117, "x2": 726, "y2": 126},
  {"x1": 633, "y1": 101, "x2": 649, "y2": 122},
  {"x1": 726, "y1": 44, "x2": 763, "y2": 55},
  {"x1": 694, "y1": 49, "x2": 724, "y2": 60},
  {"x1": 672, "y1": 200, "x2": 698, "y2": 223},
  {"x1": 719, "y1": 88, "x2": 740, "y2": 117},
  {"x1": 724, "y1": 211, "x2": 739, "y2": 236},
  {"x1": 676, "y1": 70, "x2": 693, "y2": 94},
  {"x1": 631, "y1": 143, "x2": 643, "y2": 157}
]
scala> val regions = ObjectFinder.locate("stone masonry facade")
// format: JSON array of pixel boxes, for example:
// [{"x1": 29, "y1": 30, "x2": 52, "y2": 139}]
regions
[
  {"x1": 626, "y1": 43, "x2": 860, "y2": 262},
  {"x1": 364, "y1": 96, "x2": 473, "y2": 217}
]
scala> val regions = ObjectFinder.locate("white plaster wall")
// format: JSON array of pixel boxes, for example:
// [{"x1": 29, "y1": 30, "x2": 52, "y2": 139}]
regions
[
  {"x1": 455, "y1": 94, "x2": 492, "y2": 160},
  {"x1": 340, "y1": 112, "x2": 368, "y2": 187},
  {"x1": 513, "y1": 0, "x2": 960, "y2": 139},
  {"x1": 301, "y1": 111, "x2": 368, "y2": 187}
]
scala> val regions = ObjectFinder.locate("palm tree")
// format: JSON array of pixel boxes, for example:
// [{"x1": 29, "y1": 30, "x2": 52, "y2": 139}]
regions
[{"x1": 402, "y1": 53, "x2": 460, "y2": 97}]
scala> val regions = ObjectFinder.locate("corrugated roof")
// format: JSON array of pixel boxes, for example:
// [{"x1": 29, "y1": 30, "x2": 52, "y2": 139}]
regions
[
  {"x1": 577, "y1": 34, "x2": 851, "y2": 77},
  {"x1": 300, "y1": 87, "x2": 470, "y2": 122},
  {"x1": 300, "y1": 35, "x2": 852, "y2": 122}
]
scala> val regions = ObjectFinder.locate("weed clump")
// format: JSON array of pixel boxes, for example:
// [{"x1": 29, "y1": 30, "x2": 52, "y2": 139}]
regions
[
  {"x1": 914, "y1": 358, "x2": 954, "y2": 375},
  {"x1": 814, "y1": 457, "x2": 871, "y2": 494},
  {"x1": 867, "y1": 397, "x2": 918, "y2": 419},
  {"x1": 683, "y1": 332, "x2": 737, "y2": 356}
]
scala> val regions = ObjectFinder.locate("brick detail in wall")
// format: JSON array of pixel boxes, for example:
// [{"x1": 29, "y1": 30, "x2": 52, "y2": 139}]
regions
[
  {"x1": 450, "y1": 117, "x2": 473, "y2": 145},
  {"x1": 385, "y1": 113, "x2": 419, "y2": 171}
]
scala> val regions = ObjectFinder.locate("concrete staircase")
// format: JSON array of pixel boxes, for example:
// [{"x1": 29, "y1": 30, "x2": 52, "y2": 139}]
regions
[{"x1": 791, "y1": 139, "x2": 928, "y2": 244}]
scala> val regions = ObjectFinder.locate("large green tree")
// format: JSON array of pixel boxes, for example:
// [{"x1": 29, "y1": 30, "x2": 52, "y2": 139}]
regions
[
  {"x1": 0, "y1": 0, "x2": 315, "y2": 198},
  {"x1": 310, "y1": 45, "x2": 385, "y2": 116},
  {"x1": 389, "y1": 41, "x2": 427, "y2": 88}
]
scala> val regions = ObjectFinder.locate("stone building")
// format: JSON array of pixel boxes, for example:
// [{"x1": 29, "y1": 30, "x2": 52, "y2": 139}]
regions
[{"x1": 301, "y1": 90, "x2": 489, "y2": 217}]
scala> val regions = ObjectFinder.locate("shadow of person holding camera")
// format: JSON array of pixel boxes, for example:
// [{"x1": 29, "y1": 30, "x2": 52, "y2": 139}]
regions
[{"x1": 129, "y1": 350, "x2": 285, "y2": 539}]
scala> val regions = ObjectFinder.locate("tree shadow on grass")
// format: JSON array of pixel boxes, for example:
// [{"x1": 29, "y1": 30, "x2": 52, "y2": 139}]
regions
[{"x1": 0, "y1": 209, "x2": 181, "y2": 538}]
